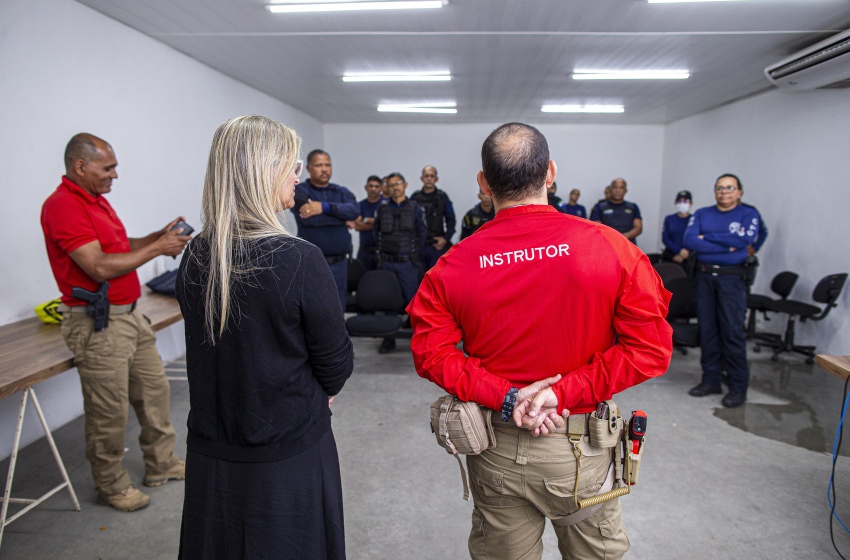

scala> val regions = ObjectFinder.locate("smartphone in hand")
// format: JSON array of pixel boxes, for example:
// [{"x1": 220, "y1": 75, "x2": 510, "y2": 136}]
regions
[{"x1": 170, "y1": 220, "x2": 195, "y2": 236}]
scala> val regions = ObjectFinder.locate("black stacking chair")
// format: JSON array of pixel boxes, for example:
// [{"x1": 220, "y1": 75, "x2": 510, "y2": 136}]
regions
[
  {"x1": 753, "y1": 273, "x2": 847, "y2": 364},
  {"x1": 745, "y1": 271, "x2": 799, "y2": 340},
  {"x1": 666, "y1": 277, "x2": 699, "y2": 355},
  {"x1": 645, "y1": 252, "x2": 663, "y2": 265},
  {"x1": 345, "y1": 271, "x2": 405, "y2": 342},
  {"x1": 655, "y1": 262, "x2": 687, "y2": 290},
  {"x1": 345, "y1": 258, "x2": 367, "y2": 313}
]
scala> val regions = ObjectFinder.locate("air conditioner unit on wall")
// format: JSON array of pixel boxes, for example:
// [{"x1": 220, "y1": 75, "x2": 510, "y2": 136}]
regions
[{"x1": 765, "y1": 28, "x2": 850, "y2": 90}]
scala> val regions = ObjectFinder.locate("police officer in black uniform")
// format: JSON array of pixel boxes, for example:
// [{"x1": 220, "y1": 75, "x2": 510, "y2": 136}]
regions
[
  {"x1": 460, "y1": 189, "x2": 496, "y2": 240},
  {"x1": 376, "y1": 172, "x2": 427, "y2": 353},
  {"x1": 410, "y1": 165, "x2": 456, "y2": 271},
  {"x1": 590, "y1": 177, "x2": 642, "y2": 245}
]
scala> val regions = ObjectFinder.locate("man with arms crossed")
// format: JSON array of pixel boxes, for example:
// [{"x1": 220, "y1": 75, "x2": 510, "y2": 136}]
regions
[
  {"x1": 590, "y1": 178, "x2": 642, "y2": 244},
  {"x1": 408, "y1": 123, "x2": 673, "y2": 559},
  {"x1": 354, "y1": 174, "x2": 384, "y2": 271},
  {"x1": 292, "y1": 149, "x2": 360, "y2": 311},
  {"x1": 684, "y1": 173, "x2": 759, "y2": 408},
  {"x1": 41, "y1": 133, "x2": 189, "y2": 511}
]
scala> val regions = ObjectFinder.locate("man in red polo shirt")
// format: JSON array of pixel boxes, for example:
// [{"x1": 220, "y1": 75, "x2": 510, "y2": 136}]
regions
[
  {"x1": 41, "y1": 133, "x2": 190, "y2": 512},
  {"x1": 408, "y1": 123, "x2": 673, "y2": 559}
]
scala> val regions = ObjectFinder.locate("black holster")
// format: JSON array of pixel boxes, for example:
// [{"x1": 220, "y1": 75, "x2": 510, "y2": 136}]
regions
[{"x1": 71, "y1": 282, "x2": 110, "y2": 331}]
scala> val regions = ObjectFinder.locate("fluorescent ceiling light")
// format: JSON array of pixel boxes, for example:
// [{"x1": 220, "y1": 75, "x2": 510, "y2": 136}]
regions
[
  {"x1": 268, "y1": 1, "x2": 445, "y2": 13},
  {"x1": 573, "y1": 70, "x2": 689, "y2": 80},
  {"x1": 541, "y1": 105, "x2": 625, "y2": 114},
  {"x1": 378, "y1": 103, "x2": 457, "y2": 114},
  {"x1": 343, "y1": 72, "x2": 451, "y2": 82},
  {"x1": 646, "y1": 0, "x2": 749, "y2": 3}
]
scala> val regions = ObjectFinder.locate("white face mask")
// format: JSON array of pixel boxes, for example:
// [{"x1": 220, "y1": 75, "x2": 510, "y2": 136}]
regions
[{"x1": 676, "y1": 202, "x2": 691, "y2": 214}]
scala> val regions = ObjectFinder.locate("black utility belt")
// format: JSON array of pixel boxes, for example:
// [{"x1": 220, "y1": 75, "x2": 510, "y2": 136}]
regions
[
  {"x1": 360, "y1": 245, "x2": 377, "y2": 254},
  {"x1": 380, "y1": 253, "x2": 412, "y2": 263},
  {"x1": 324, "y1": 254, "x2": 347, "y2": 265},
  {"x1": 696, "y1": 262, "x2": 748, "y2": 276}
]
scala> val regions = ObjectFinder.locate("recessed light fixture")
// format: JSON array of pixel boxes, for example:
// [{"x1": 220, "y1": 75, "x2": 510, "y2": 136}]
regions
[
  {"x1": 268, "y1": 1, "x2": 445, "y2": 14},
  {"x1": 343, "y1": 71, "x2": 451, "y2": 82},
  {"x1": 572, "y1": 70, "x2": 689, "y2": 80},
  {"x1": 378, "y1": 103, "x2": 457, "y2": 114},
  {"x1": 646, "y1": 0, "x2": 748, "y2": 3},
  {"x1": 541, "y1": 105, "x2": 625, "y2": 114}
]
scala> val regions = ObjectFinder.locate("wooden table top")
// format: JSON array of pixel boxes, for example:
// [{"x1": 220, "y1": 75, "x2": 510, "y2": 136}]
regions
[
  {"x1": 0, "y1": 290, "x2": 182, "y2": 400},
  {"x1": 816, "y1": 355, "x2": 850, "y2": 382}
]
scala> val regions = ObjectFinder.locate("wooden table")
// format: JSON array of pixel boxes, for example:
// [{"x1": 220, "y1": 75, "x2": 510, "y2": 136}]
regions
[
  {"x1": 0, "y1": 290, "x2": 182, "y2": 549},
  {"x1": 816, "y1": 355, "x2": 850, "y2": 382}
]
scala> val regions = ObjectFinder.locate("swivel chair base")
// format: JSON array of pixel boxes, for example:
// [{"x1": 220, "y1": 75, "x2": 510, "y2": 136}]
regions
[{"x1": 753, "y1": 316, "x2": 815, "y2": 365}]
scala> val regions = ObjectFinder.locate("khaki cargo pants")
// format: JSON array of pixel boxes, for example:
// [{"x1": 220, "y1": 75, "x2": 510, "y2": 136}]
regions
[
  {"x1": 61, "y1": 308, "x2": 179, "y2": 496},
  {"x1": 466, "y1": 421, "x2": 629, "y2": 560}
]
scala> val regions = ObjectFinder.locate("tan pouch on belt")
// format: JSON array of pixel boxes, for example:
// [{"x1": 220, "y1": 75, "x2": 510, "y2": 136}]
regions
[
  {"x1": 430, "y1": 395, "x2": 496, "y2": 500},
  {"x1": 588, "y1": 400, "x2": 622, "y2": 449}
]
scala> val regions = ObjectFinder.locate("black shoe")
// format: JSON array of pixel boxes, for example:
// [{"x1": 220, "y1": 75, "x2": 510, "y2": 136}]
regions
[
  {"x1": 689, "y1": 383, "x2": 722, "y2": 397},
  {"x1": 721, "y1": 391, "x2": 746, "y2": 408},
  {"x1": 378, "y1": 338, "x2": 396, "y2": 354}
]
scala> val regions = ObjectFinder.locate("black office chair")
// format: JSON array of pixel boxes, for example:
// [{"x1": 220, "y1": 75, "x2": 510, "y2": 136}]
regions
[
  {"x1": 745, "y1": 271, "x2": 799, "y2": 340},
  {"x1": 345, "y1": 271, "x2": 405, "y2": 342},
  {"x1": 666, "y1": 277, "x2": 699, "y2": 355},
  {"x1": 655, "y1": 262, "x2": 687, "y2": 290},
  {"x1": 645, "y1": 252, "x2": 663, "y2": 265},
  {"x1": 753, "y1": 273, "x2": 847, "y2": 364},
  {"x1": 345, "y1": 258, "x2": 367, "y2": 313}
]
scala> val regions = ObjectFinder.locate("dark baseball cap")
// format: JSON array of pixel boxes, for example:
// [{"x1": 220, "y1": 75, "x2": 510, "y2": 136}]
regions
[{"x1": 675, "y1": 190, "x2": 692, "y2": 202}]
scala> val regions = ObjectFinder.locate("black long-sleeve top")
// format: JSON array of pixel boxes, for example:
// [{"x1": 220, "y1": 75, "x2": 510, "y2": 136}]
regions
[{"x1": 177, "y1": 235, "x2": 354, "y2": 462}]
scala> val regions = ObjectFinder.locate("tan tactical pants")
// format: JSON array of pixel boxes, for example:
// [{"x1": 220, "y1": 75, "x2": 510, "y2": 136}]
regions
[
  {"x1": 466, "y1": 422, "x2": 629, "y2": 560},
  {"x1": 61, "y1": 309, "x2": 179, "y2": 496}
]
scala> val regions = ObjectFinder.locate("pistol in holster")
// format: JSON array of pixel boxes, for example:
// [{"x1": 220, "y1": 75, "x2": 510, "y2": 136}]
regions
[{"x1": 71, "y1": 282, "x2": 111, "y2": 332}]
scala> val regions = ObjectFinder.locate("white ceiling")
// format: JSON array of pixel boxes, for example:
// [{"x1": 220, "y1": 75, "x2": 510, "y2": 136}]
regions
[{"x1": 74, "y1": 0, "x2": 850, "y2": 124}]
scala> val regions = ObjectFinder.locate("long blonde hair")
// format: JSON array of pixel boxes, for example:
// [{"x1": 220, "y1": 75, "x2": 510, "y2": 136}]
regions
[{"x1": 196, "y1": 115, "x2": 301, "y2": 340}]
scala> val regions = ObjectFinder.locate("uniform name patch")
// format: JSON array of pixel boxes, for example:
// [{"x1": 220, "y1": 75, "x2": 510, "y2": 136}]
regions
[{"x1": 479, "y1": 245, "x2": 570, "y2": 269}]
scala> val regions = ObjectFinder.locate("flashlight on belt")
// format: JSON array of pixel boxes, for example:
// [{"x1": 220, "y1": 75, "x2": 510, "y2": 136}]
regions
[{"x1": 626, "y1": 410, "x2": 647, "y2": 485}]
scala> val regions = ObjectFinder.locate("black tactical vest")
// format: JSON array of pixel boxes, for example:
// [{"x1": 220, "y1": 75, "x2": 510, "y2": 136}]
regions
[
  {"x1": 377, "y1": 200, "x2": 418, "y2": 255},
  {"x1": 411, "y1": 189, "x2": 445, "y2": 238}
]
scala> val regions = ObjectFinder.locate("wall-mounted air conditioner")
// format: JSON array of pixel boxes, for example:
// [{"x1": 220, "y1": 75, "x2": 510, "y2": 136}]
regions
[{"x1": 765, "y1": 28, "x2": 850, "y2": 90}]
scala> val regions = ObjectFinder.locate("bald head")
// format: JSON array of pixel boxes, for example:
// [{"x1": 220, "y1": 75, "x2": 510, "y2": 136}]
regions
[
  {"x1": 64, "y1": 133, "x2": 110, "y2": 173},
  {"x1": 480, "y1": 122, "x2": 549, "y2": 202}
]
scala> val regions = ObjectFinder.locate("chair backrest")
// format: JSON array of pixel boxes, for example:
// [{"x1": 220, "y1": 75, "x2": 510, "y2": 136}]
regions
[
  {"x1": 813, "y1": 273, "x2": 848, "y2": 306},
  {"x1": 655, "y1": 262, "x2": 687, "y2": 288},
  {"x1": 770, "y1": 271, "x2": 799, "y2": 299},
  {"x1": 355, "y1": 270, "x2": 405, "y2": 313},
  {"x1": 645, "y1": 252, "x2": 663, "y2": 265},
  {"x1": 347, "y1": 258, "x2": 366, "y2": 293},
  {"x1": 665, "y1": 277, "x2": 696, "y2": 320}
]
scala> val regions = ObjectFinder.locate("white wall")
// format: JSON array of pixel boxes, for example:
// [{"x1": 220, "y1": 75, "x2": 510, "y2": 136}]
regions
[
  {"x1": 0, "y1": 0, "x2": 323, "y2": 460},
  {"x1": 325, "y1": 123, "x2": 666, "y2": 252},
  {"x1": 660, "y1": 88, "x2": 850, "y2": 354}
]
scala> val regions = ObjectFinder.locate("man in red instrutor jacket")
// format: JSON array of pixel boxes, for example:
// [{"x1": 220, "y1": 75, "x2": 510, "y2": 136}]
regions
[{"x1": 407, "y1": 122, "x2": 673, "y2": 560}]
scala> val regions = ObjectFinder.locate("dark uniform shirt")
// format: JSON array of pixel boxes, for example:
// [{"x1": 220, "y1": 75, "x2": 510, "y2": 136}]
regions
[
  {"x1": 739, "y1": 202, "x2": 768, "y2": 252},
  {"x1": 662, "y1": 213, "x2": 690, "y2": 254},
  {"x1": 547, "y1": 193, "x2": 567, "y2": 213},
  {"x1": 291, "y1": 180, "x2": 359, "y2": 256},
  {"x1": 563, "y1": 204, "x2": 587, "y2": 219},
  {"x1": 590, "y1": 200, "x2": 642, "y2": 243},
  {"x1": 358, "y1": 197, "x2": 382, "y2": 248},
  {"x1": 683, "y1": 204, "x2": 759, "y2": 266},
  {"x1": 460, "y1": 203, "x2": 496, "y2": 239}
]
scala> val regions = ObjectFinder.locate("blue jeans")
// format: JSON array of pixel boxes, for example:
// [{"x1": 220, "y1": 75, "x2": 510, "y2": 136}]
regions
[{"x1": 694, "y1": 272, "x2": 749, "y2": 393}]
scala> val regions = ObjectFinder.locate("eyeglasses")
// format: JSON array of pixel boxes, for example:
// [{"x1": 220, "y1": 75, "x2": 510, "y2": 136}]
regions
[
  {"x1": 387, "y1": 181, "x2": 405, "y2": 188},
  {"x1": 422, "y1": 174, "x2": 437, "y2": 178},
  {"x1": 294, "y1": 160, "x2": 303, "y2": 178},
  {"x1": 714, "y1": 185, "x2": 738, "y2": 193}
]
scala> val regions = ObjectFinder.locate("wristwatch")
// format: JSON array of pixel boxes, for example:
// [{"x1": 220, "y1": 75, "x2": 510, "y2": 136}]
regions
[{"x1": 501, "y1": 387, "x2": 519, "y2": 422}]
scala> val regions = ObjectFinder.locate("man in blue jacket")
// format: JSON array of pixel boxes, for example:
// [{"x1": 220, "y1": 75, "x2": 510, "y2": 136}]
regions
[
  {"x1": 292, "y1": 149, "x2": 360, "y2": 311},
  {"x1": 684, "y1": 173, "x2": 759, "y2": 408}
]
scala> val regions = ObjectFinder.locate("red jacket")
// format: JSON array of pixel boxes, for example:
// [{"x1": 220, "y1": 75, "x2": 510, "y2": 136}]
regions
[{"x1": 407, "y1": 204, "x2": 672, "y2": 414}]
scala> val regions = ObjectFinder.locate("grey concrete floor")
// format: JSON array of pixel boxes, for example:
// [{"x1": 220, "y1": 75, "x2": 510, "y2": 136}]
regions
[{"x1": 2, "y1": 337, "x2": 850, "y2": 559}]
